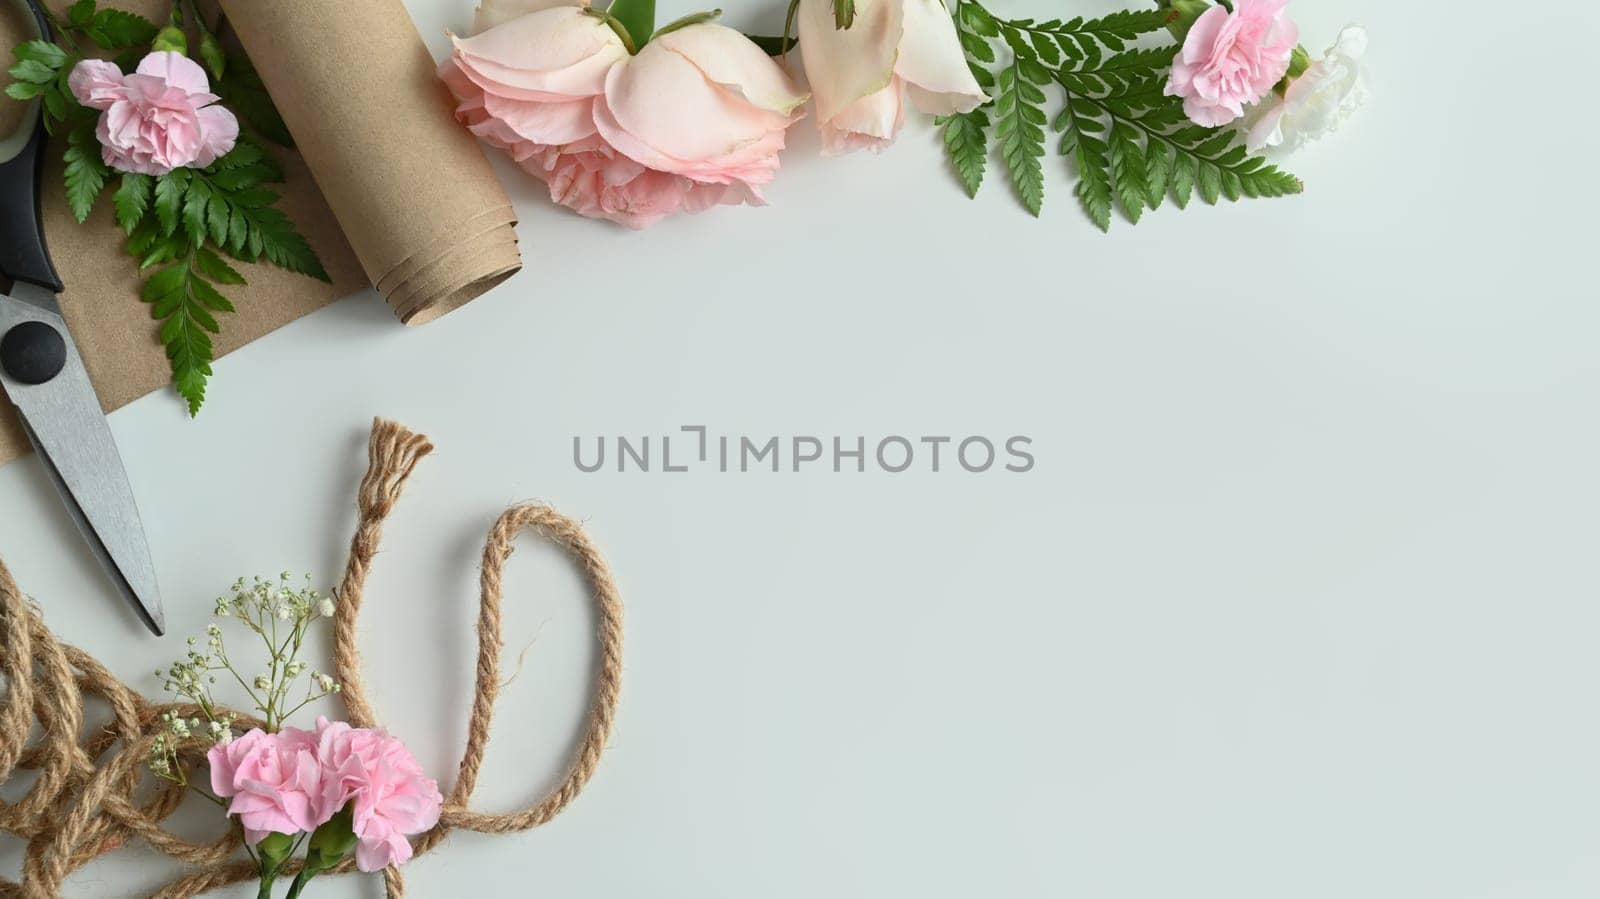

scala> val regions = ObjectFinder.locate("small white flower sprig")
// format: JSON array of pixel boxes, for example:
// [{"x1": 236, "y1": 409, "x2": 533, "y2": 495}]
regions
[{"x1": 148, "y1": 573, "x2": 341, "y2": 788}]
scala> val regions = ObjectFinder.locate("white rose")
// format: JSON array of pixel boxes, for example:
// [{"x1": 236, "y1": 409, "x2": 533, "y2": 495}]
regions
[
  {"x1": 796, "y1": 0, "x2": 988, "y2": 155},
  {"x1": 1244, "y1": 24, "x2": 1369, "y2": 153}
]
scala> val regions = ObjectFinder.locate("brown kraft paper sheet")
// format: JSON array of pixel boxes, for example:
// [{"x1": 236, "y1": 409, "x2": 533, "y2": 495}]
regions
[{"x1": 0, "y1": 0, "x2": 521, "y2": 466}]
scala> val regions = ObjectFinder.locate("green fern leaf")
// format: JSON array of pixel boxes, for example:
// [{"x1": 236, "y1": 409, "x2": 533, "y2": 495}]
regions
[
  {"x1": 63, "y1": 123, "x2": 108, "y2": 223},
  {"x1": 1108, "y1": 123, "x2": 1146, "y2": 224},
  {"x1": 112, "y1": 173, "x2": 152, "y2": 234},
  {"x1": 940, "y1": 108, "x2": 990, "y2": 198},
  {"x1": 994, "y1": 62, "x2": 1045, "y2": 217}
]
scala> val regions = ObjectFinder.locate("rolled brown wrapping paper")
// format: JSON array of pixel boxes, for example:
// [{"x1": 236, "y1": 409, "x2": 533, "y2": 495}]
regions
[{"x1": 217, "y1": 0, "x2": 523, "y2": 324}]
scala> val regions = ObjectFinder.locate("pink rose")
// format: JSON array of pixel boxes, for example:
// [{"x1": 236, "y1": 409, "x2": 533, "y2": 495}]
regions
[
  {"x1": 206, "y1": 727, "x2": 323, "y2": 844},
  {"x1": 440, "y1": 7, "x2": 807, "y2": 229},
  {"x1": 68, "y1": 51, "x2": 239, "y2": 175},
  {"x1": 313, "y1": 718, "x2": 442, "y2": 872},
  {"x1": 1165, "y1": 0, "x2": 1299, "y2": 127},
  {"x1": 796, "y1": 0, "x2": 988, "y2": 154}
]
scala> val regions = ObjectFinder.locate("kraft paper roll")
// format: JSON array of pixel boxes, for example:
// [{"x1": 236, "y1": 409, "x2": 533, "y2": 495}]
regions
[{"x1": 217, "y1": 0, "x2": 522, "y2": 325}]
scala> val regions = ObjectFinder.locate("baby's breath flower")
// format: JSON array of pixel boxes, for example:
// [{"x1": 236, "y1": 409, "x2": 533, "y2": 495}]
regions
[{"x1": 160, "y1": 573, "x2": 334, "y2": 734}]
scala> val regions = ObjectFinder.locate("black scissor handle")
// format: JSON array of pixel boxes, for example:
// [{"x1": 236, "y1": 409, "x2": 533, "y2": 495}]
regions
[{"x1": 0, "y1": 0, "x2": 64, "y2": 294}]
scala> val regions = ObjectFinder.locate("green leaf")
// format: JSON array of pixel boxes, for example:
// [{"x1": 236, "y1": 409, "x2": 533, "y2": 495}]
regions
[
  {"x1": 1109, "y1": 123, "x2": 1146, "y2": 224},
  {"x1": 1143, "y1": 137, "x2": 1170, "y2": 210},
  {"x1": 1171, "y1": 149, "x2": 1195, "y2": 209},
  {"x1": 8, "y1": 58, "x2": 56, "y2": 84},
  {"x1": 947, "y1": 0, "x2": 1299, "y2": 228},
  {"x1": 994, "y1": 62, "x2": 1044, "y2": 217},
  {"x1": 153, "y1": 170, "x2": 189, "y2": 235},
  {"x1": 189, "y1": 275, "x2": 234, "y2": 314},
  {"x1": 247, "y1": 207, "x2": 329, "y2": 281},
  {"x1": 940, "y1": 108, "x2": 989, "y2": 198},
  {"x1": 1074, "y1": 134, "x2": 1113, "y2": 233},
  {"x1": 198, "y1": 31, "x2": 227, "y2": 81},
  {"x1": 211, "y1": 137, "x2": 284, "y2": 182},
  {"x1": 5, "y1": 81, "x2": 43, "y2": 100},
  {"x1": 960, "y1": 2, "x2": 999, "y2": 37},
  {"x1": 194, "y1": 247, "x2": 246, "y2": 285},
  {"x1": 140, "y1": 253, "x2": 239, "y2": 416},
  {"x1": 205, "y1": 194, "x2": 231, "y2": 246},
  {"x1": 69, "y1": 0, "x2": 96, "y2": 29},
  {"x1": 14, "y1": 40, "x2": 68, "y2": 68},
  {"x1": 182, "y1": 179, "x2": 211, "y2": 246},
  {"x1": 112, "y1": 173, "x2": 153, "y2": 234},
  {"x1": 141, "y1": 263, "x2": 186, "y2": 302},
  {"x1": 63, "y1": 123, "x2": 109, "y2": 223},
  {"x1": 228, "y1": 186, "x2": 278, "y2": 209},
  {"x1": 215, "y1": 56, "x2": 294, "y2": 147},
  {"x1": 85, "y1": 8, "x2": 159, "y2": 50}
]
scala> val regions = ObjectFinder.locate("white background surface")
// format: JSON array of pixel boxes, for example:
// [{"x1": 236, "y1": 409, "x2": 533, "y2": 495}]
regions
[{"x1": 4, "y1": 0, "x2": 1600, "y2": 896}]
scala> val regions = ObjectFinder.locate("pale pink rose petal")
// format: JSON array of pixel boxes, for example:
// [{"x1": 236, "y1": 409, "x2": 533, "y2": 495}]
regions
[
  {"x1": 443, "y1": 10, "x2": 796, "y2": 229},
  {"x1": 449, "y1": 7, "x2": 626, "y2": 98},
  {"x1": 796, "y1": 0, "x2": 902, "y2": 122},
  {"x1": 650, "y1": 24, "x2": 809, "y2": 116},
  {"x1": 482, "y1": 92, "x2": 598, "y2": 145},
  {"x1": 819, "y1": 78, "x2": 904, "y2": 154},
  {"x1": 894, "y1": 0, "x2": 988, "y2": 115},
  {"x1": 594, "y1": 43, "x2": 794, "y2": 179}
]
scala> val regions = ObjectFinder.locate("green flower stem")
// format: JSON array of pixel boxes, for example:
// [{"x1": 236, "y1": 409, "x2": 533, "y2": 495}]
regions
[
  {"x1": 604, "y1": 0, "x2": 655, "y2": 49},
  {"x1": 653, "y1": 9, "x2": 720, "y2": 39},
  {"x1": 581, "y1": 8, "x2": 638, "y2": 54}
]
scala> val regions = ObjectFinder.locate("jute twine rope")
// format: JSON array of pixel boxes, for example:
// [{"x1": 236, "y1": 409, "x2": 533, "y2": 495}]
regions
[{"x1": 0, "y1": 419, "x2": 624, "y2": 897}]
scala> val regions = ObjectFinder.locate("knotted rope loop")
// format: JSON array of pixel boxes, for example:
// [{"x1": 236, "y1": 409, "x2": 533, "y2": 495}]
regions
[{"x1": 0, "y1": 419, "x2": 624, "y2": 897}]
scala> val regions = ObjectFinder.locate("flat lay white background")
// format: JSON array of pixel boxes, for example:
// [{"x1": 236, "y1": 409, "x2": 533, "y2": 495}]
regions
[{"x1": 3, "y1": 0, "x2": 1599, "y2": 895}]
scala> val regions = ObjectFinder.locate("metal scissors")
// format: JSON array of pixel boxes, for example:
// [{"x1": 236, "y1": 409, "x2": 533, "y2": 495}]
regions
[{"x1": 0, "y1": 0, "x2": 164, "y2": 634}]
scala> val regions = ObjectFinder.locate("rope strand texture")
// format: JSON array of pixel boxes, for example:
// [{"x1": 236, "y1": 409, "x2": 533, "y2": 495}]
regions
[{"x1": 0, "y1": 418, "x2": 624, "y2": 897}]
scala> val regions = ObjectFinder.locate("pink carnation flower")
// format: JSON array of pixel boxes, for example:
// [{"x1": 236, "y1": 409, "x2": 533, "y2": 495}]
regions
[
  {"x1": 1165, "y1": 0, "x2": 1299, "y2": 127},
  {"x1": 68, "y1": 51, "x2": 239, "y2": 176},
  {"x1": 207, "y1": 726, "x2": 324, "y2": 844},
  {"x1": 313, "y1": 718, "x2": 443, "y2": 872}
]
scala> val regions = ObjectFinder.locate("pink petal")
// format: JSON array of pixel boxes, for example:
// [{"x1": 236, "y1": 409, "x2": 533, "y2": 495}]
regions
[
  {"x1": 819, "y1": 78, "x2": 902, "y2": 155},
  {"x1": 649, "y1": 23, "x2": 808, "y2": 116},
  {"x1": 67, "y1": 59, "x2": 125, "y2": 110},
  {"x1": 135, "y1": 50, "x2": 212, "y2": 96},
  {"x1": 449, "y1": 7, "x2": 626, "y2": 98},
  {"x1": 894, "y1": 0, "x2": 988, "y2": 115},
  {"x1": 482, "y1": 93, "x2": 597, "y2": 144},
  {"x1": 796, "y1": 0, "x2": 902, "y2": 123},
  {"x1": 594, "y1": 44, "x2": 793, "y2": 181},
  {"x1": 192, "y1": 105, "x2": 240, "y2": 167}
]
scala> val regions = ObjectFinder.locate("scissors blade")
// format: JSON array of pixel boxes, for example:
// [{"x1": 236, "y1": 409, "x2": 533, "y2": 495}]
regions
[{"x1": 0, "y1": 282, "x2": 165, "y2": 635}]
